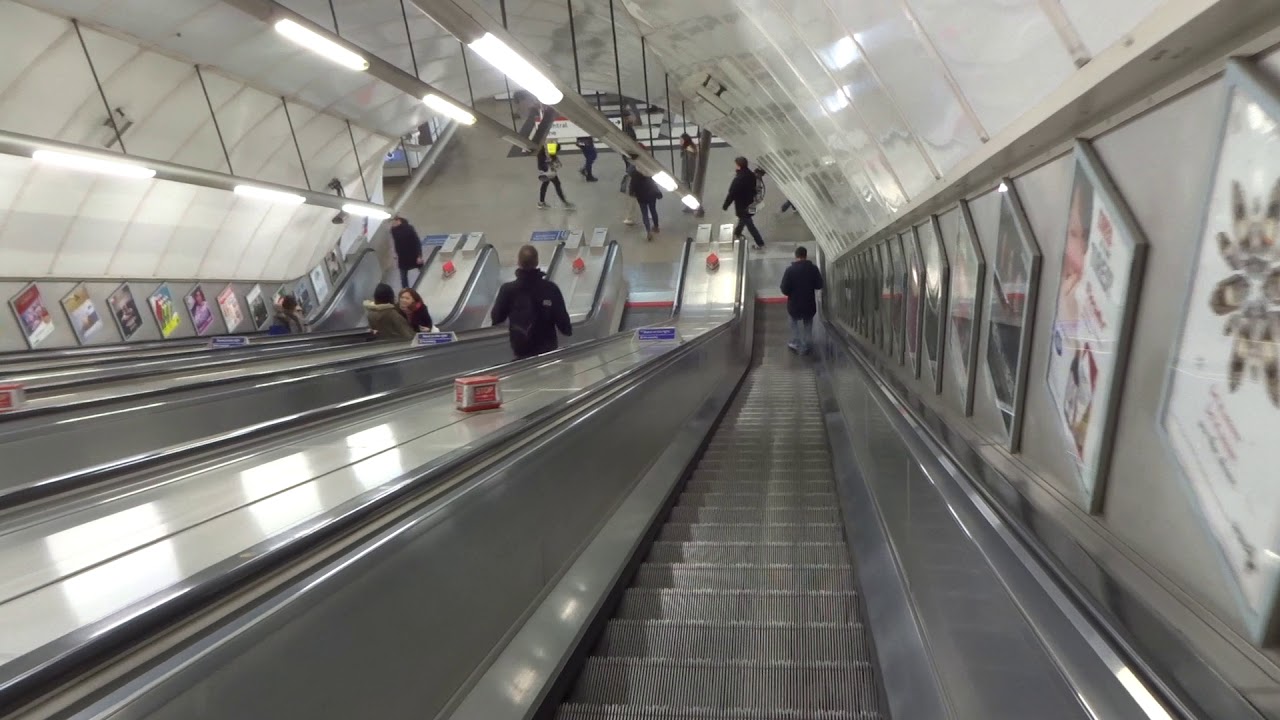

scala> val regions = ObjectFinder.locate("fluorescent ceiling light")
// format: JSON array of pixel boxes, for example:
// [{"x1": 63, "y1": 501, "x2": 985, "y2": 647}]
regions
[
  {"x1": 274, "y1": 19, "x2": 369, "y2": 71},
  {"x1": 342, "y1": 202, "x2": 391, "y2": 220},
  {"x1": 235, "y1": 184, "x2": 306, "y2": 205},
  {"x1": 32, "y1": 149, "x2": 155, "y2": 179},
  {"x1": 422, "y1": 94, "x2": 476, "y2": 126},
  {"x1": 997, "y1": 181, "x2": 1009, "y2": 193},
  {"x1": 653, "y1": 171, "x2": 677, "y2": 192},
  {"x1": 681, "y1": 194, "x2": 701, "y2": 210},
  {"x1": 468, "y1": 33, "x2": 563, "y2": 105}
]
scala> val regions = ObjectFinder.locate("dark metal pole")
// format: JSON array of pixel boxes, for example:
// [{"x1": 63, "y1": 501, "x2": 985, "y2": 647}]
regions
[
  {"x1": 499, "y1": 0, "x2": 517, "y2": 132},
  {"x1": 459, "y1": 42, "x2": 476, "y2": 106},
  {"x1": 665, "y1": 74, "x2": 675, "y2": 170},
  {"x1": 399, "y1": 0, "x2": 420, "y2": 78},
  {"x1": 73, "y1": 20, "x2": 126, "y2": 154},
  {"x1": 566, "y1": 0, "x2": 582, "y2": 94},
  {"x1": 692, "y1": 128, "x2": 712, "y2": 218},
  {"x1": 282, "y1": 98, "x2": 311, "y2": 189},
  {"x1": 608, "y1": 0, "x2": 623, "y2": 104},
  {"x1": 346, "y1": 120, "x2": 371, "y2": 200},
  {"x1": 641, "y1": 37, "x2": 651, "y2": 157},
  {"x1": 196, "y1": 66, "x2": 232, "y2": 173}
]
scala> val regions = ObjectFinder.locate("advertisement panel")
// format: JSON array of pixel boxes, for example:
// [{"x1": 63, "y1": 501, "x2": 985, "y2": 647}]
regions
[
  {"x1": 108, "y1": 284, "x2": 144, "y2": 341},
  {"x1": 185, "y1": 285, "x2": 215, "y2": 336},
  {"x1": 246, "y1": 285, "x2": 270, "y2": 330},
  {"x1": 1161, "y1": 61, "x2": 1280, "y2": 641},
  {"x1": 310, "y1": 265, "x2": 331, "y2": 303},
  {"x1": 9, "y1": 283, "x2": 55, "y2": 348},
  {"x1": 217, "y1": 285, "x2": 245, "y2": 333},
  {"x1": 1046, "y1": 142, "x2": 1147, "y2": 509},
  {"x1": 148, "y1": 283, "x2": 182, "y2": 338},
  {"x1": 295, "y1": 279, "x2": 315, "y2": 316},
  {"x1": 60, "y1": 284, "x2": 104, "y2": 345}
]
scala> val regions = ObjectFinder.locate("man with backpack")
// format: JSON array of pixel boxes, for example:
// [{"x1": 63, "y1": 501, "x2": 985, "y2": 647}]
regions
[{"x1": 490, "y1": 244, "x2": 573, "y2": 359}]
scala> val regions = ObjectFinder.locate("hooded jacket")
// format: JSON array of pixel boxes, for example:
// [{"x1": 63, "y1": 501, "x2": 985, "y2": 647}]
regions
[
  {"x1": 629, "y1": 167, "x2": 662, "y2": 203},
  {"x1": 391, "y1": 221, "x2": 422, "y2": 270},
  {"x1": 364, "y1": 300, "x2": 416, "y2": 340},
  {"x1": 490, "y1": 268, "x2": 572, "y2": 358},
  {"x1": 268, "y1": 309, "x2": 306, "y2": 335},
  {"x1": 723, "y1": 167, "x2": 758, "y2": 216}
]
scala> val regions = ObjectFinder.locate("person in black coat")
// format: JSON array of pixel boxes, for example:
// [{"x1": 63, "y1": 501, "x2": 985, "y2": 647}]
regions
[
  {"x1": 491, "y1": 244, "x2": 573, "y2": 359},
  {"x1": 723, "y1": 156, "x2": 764, "y2": 249},
  {"x1": 390, "y1": 216, "x2": 423, "y2": 288},
  {"x1": 628, "y1": 155, "x2": 663, "y2": 241},
  {"x1": 576, "y1": 136, "x2": 599, "y2": 181},
  {"x1": 780, "y1": 245, "x2": 824, "y2": 354}
]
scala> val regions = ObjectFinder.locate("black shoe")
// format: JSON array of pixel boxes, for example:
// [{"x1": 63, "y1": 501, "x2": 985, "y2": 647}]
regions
[{"x1": 586, "y1": 176, "x2": 598, "y2": 182}]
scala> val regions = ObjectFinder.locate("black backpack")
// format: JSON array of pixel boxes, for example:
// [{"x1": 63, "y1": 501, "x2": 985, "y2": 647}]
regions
[{"x1": 507, "y1": 286, "x2": 542, "y2": 356}]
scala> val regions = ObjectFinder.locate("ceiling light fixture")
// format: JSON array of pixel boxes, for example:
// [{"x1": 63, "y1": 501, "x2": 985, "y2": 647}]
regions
[
  {"x1": 422, "y1": 94, "x2": 477, "y2": 126},
  {"x1": 32, "y1": 149, "x2": 155, "y2": 179},
  {"x1": 468, "y1": 33, "x2": 563, "y2": 105},
  {"x1": 234, "y1": 184, "x2": 306, "y2": 205},
  {"x1": 652, "y1": 171, "x2": 678, "y2": 192},
  {"x1": 341, "y1": 202, "x2": 392, "y2": 220},
  {"x1": 681, "y1": 194, "x2": 701, "y2": 210},
  {"x1": 274, "y1": 19, "x2": 370, "y2": 71}
]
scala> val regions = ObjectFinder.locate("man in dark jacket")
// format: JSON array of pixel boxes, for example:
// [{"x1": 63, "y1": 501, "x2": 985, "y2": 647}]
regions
[
  {"x1": 491, "y1": 244, "x2": 573, "y2": 359},
  {"x1": 780, "y1": 245, "x2": 824, "y2": 354},
  {"x1": 723, "y1": 156, "x2": 764, "y2": 249},
  {"x1": 576, "y1": 136, "x2": 599, "y2": 182},
  {"x1": 390, "y1": 216, "x2": 423, "y2": 289}
]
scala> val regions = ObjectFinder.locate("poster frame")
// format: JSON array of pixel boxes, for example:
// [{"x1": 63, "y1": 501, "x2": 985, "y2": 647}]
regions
[
  {"x1": 59, "y1": 283, "x2": 105, "y2": 346},
  {"x1": 148, "y1": 283, "x2": 183, "y2": 339},
  {"x1": 217, "y1": 284, "x2": 245, "y2": 333},
  {"x1": 106, "y1": 283, "x2": 146, "y2": 341},
  {"x1": 310, "y1": 264, "x2": 331, "y2": 304},
  {"x1": 885, "y1": 238, "x2": 899, "y2": 359},
  {"x1": 8, "y1": 282, "x2": 56, "y2": 349},
  {"x1": 905, "y1": 228, "x2": 924, "y2": 377},
  {"x1": 246, "y1": 284, "x2": 270, "y2": 331},
  {"x1": 919, "y1": 216, "x2": 951, "y2": 395},
  {"x1": 1049, "y1": 140, "x2": 1149, "y2": 514},
  {"x1": 949, "y1": 201, "x2": 987, "y2": 417},
  {"x1": 986, "y1": 179, "x2": 1043, "y2": 453},
  {"x1": 1156, "y1": 58, "x2": 1280, "y2": 644},
  {"x1": 184, "y1": 284, "x2": 216, "y2": 336},
  {"x1": 877, "y1": 242, "x2": 891, "y2": 352}
]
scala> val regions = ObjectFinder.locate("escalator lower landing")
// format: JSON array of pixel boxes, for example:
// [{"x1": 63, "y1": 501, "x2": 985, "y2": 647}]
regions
[{"x1": 556, "y1": 309, "x2": 889, "y2": 719}]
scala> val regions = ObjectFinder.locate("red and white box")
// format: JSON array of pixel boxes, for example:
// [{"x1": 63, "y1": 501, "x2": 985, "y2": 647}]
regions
[
  {"x1": 455, "y1": 375, "x2": 502, "y2": 412},
  {"x1": 572, "y1": 256, "x2": 586, "y2": 274},
  {"x1": 441, "y1": 260, "x2": 457, "y2": 279},
  {"x1": 0, "y1": 383, "x2": 24, "y2": 413}
]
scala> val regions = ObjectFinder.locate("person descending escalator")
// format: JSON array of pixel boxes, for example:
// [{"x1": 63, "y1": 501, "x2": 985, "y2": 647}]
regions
[
  {"x1": 267, "y1": 295, "x2": 307, "y2": 335},
  {"x1": 780, "y1": 245, "x2": 824, "y2": 355},
  {"x1": 398, "y1": 288, "x2": 434, "y2": 333},
  {"x1": 391, "y1": 216, "x2": 424, "y2": 289},
  {"x1": 724, "y1": 156, "x2": 765, "y2": 250},
  {"x1": 364, "y1": 283, "x2": 416, "y2": 340},
  {"x1": 490, "y1": 244, "x2": 572, "y2": 360}
]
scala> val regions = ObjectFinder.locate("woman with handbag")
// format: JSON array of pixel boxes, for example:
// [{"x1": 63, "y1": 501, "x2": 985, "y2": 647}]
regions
[{"x1": 536, "y1": 144, "x2": 573, "y2": 210}]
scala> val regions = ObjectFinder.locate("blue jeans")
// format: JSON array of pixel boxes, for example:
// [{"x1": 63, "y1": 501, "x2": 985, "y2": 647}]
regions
[
  {"x1": 639, "y1": 199, "x2": 659, "y2": 232},
  {"x1": 789, "y1": 316, "x2": 813, "y2": 353}
]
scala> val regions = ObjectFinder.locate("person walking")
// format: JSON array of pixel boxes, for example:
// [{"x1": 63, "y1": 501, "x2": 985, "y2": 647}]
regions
[
  {"x1": 576, "y1": 136, "x2": 599, "y2": 182},
  {"x1": 490, "y1": 244, "x2": 573, "y2": 359},
  {"x1": 537, "y1": 144, "x2": 573, "y2": 210},
  {"x1": 364, "y1": 283, "x2": 416, "y2": 340},
  {"x1": 398, "y1": 288, "x2": 434, "y2": 332},
  {"x1": 679, "y1": 133, "x2": 698, "y2": 213},
  {"x1": 723, "y1": 156, "x2": 765, "y2": 250},
  {"x1": 780, "y1": 245, "x2": 824, "y2": 355},
  {"x1": 621, "y1": 154, "x2": 638, "y2": 226},
  {"x1": 267, "y1": 295, "x2": 307, "y2": 335},
  {"x1": 390, "y1": 216, "x2": 423, "y2": 288},
  {"x1": 628, "y1": 156, "x2": 663, "y2": 241}
]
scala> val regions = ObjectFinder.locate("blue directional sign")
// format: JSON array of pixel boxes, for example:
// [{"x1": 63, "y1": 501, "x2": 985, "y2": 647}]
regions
[
  {"x1": 412, "y1": 331, "x2": 458, "y2": 347},
  {"x1": 530, "y1": 229, "x2": 568, "y2": 243},
  {"x1": 635, "y1": 327, "x2": 680, "y2": 342},
  {"x1": 209, "y1": 336, "x2": 250, "y2": 349}
]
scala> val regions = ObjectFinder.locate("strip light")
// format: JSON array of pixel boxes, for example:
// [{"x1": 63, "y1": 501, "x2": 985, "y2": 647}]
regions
[
  {"x1": 422, "y1": 94, "x2": 476, "y2": 126},
  {"x1": 681, "y1": 194, "x2": 701, "y2": 210},
  {"x1": 235, "y1": 184, "x2": 306, "y2": 205},
  {"x1": 32, "y1": 150, "x2": 155, "y2": 179},
  {"x1": 468, "y1": 33, "x2": 563, "y2": 105},
  {"x1": 342, "y1": 203, "x2": 392, "y2": 220},
  {"x1": 652, "y1": 171, "x2": 678, "y2": 192},
  {"x1": 274, "y1": 19, "x2": 369, "y2": 71}
]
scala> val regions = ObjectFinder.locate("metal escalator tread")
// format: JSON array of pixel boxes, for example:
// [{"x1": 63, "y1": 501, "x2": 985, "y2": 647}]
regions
[{"x1": 558, "y1": 311, "x2": 889, "y2": 719}]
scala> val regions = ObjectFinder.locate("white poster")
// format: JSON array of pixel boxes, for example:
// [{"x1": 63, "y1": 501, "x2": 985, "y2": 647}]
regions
[
  {"x1": 310, "y1": 265, "x2": 331, "y2": 303},
  {"x1": 1163, "y1": 65, "x2": 1280, "y2": 631},
  {"x1": 60, "y1": 284, "x2": 104, "y2": 344},
  {"x1": 217, "y1": 285, "x2": 244, "y2": 333},
  {"x1": 246, "y1": 284, "x2": 270, "y2": 330},
  {"x1": 1046, "y1": 144, "x2": 1144, "y2": 504}
]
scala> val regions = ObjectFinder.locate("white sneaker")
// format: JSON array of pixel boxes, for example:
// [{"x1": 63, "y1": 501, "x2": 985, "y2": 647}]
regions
[
  {"x1": 624, "y1": 219, "x2": 636, "y2": 226},
  {"x1": 537, "y1": 202, "x2": 548, "y2": 209}
]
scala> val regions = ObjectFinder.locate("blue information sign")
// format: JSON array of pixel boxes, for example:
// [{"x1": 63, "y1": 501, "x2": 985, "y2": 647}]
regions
[
  {"x1": 530, "y1": 229, "x2": 567, "y2": 243},
  {"x1": 422, "y1": 234, "x2": 450, "y2": 247},
  {"x1": 412, "y1": 331, "x2": 458, "y2": 347},
  {"x1": 635, "y1": 327, "x2": 680, "y2": 342},
  {"x1": 209, "y1": 336, "x2": 250, "y2": 348}
]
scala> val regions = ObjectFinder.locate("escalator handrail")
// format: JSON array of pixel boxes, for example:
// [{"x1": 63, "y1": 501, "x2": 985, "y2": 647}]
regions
[
  {"x1": 408, "y1": 246, "x2": 443, "y2": 294},
  {"x1": 583, "y1": 241, "x2": 620, "y2": 324},
  {"x1": 0, "y1": 304, "x2": 746, "y2": 713},
  {"x1": 672, "y1": 237, "x2": 694, "y2": 314},
  {"x1": 436, "y1": 244, "x2": 495, "y2": 328}
]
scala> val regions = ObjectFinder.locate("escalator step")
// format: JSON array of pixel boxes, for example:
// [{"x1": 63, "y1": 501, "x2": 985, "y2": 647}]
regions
[
  {"x1": 617, "y1": 589, "x2": 861, "y2": 625},
  {"x1": 675, "y1": 492, "x2": 837, "y2": 508},
  {"x1": 646, "y1": 541, "x2": 850, "y2": 566},
  {"x1": 633, "y1": 563, "x2": 854, "y2": 592},
  {"x1": 568, "y1": 657, "x2": 883, "y2": 714},
  {"x1": 558, "y1": 704, "x2": 878, "y2": 719},
  {"x1": 666, "y1": 507, "x2": 841, "y2": 525},
  {"x1": 596, "y1": 620, "x2": 872, "y2": 664},
  {"x1": 658, "y1": 523, "x2": 844, "y2": 544},
  {"x1": 681, "y1": 480, "x2": 834, "y2": 494}
]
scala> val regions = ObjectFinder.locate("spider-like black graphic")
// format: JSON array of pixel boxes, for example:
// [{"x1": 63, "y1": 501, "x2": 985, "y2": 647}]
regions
[{"x1": 1209, "y1": 180, "x2": 1280, "y2": 406}]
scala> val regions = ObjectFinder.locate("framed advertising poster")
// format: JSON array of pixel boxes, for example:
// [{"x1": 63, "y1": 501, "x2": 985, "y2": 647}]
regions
[
  {"x1": 107, "y1": 284, "x2": 144, "y2": 341},
  {"x1": 1160, "y1": 60, "x2": 1280, "y2": 643},
  {"x1": 986, "y1": 182, "x2": 1042, "y2": 452},
  {"x1": 905, "y1": 229, "x2": 924, "y2": 378},
  {"x1": 148, "y1": 283, "x2": 182, "y2": 338},
  {"x1": 877, "y1": 243, "x2": 891, "y2": 351},
  {"x1": 185, "y1": 285, "x2": 215, "y2": 336},
  {"x1": 295, "y1": 278, "x2": 315, "y2": 316},
  {"x1": 310, "y1": 266, "x2": 331, "y2": 303},
  {"x1": 1046, "y1": 141, "x2": 1148, "y2": 512},
  {"x1": 918, "y1": 217, "x2": 950, "y2": 394},
  {"x1": 885, "y1": 239, "x2": 900, "y2": 359},
  {"x1": 9, "y1": 283, "x2": 55, "y2": 348},
  {"x1": 60, "y1": 284, "x2": 104, "y2": 345},
  {"x1": 217, "y1": 285, "x2": 245, "y2": 333},
  {"x1": 324, "y1": 248, "x2": 343, "y2": 283},
  {"x1": 246, "y1": 284, "x2": 270, "y2": 330},
  {"x1": 895, "y1": 233, "x2": 910, "y2": 366},
  {"x1": 942, "y1": 202, "x2": 986, "y2": 416}
]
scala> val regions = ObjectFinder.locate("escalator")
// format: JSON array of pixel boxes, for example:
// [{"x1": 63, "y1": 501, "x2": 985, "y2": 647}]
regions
[{"x1": 555, "y1": 307, "x2": 888, "y2": 719}]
